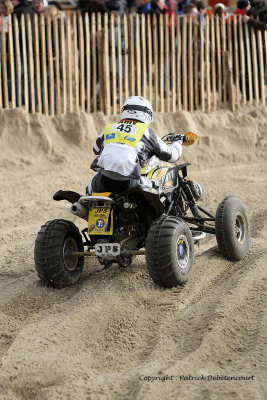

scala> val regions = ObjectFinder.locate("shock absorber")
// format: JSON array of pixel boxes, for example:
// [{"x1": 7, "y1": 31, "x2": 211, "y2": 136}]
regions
[{"x1": 181, "y1": 180, "x2": 202, "y2": 220}]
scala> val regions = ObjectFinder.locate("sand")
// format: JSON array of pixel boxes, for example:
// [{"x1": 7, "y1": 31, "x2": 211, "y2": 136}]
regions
[{"x1": 0, "y1": 105, "x2": 266, "y2": 400}]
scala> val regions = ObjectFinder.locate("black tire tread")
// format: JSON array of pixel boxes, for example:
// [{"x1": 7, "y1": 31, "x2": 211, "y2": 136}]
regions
[
  {"x1": 146, "y1": 216, "x2": 194, "y2": 288},
  {"x1": 215, "y1": 196, "x2": 250, "y2": 261},
  {"x1": 34, "y1": 219, "x2": 84, "y2": 288}
]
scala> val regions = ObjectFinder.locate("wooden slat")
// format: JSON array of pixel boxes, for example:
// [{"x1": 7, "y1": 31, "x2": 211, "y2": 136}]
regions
[
  {"x1": 176, "y1": 15, "x2": 181, "y2": 110},
  {"x1": 165, "y1": 14, "x2": 170, "y2": 112},
  {"x1": 91, "y1": 13, "x2": 97, "y2": 111},
  {"x1": 13, "y1": 15, "x2": 21, "y2": 108},
  {"x1": 199, "y1": 16, "x2": 205, "y2": 111},
  {"x1": 47, "y1": 15, "x2": 54, "y2": 115},
  {"x1": 7, "y1": 15, "x2": 15, "y2": 108},
  {"x1": 152, "y1": 13, "x2": 158, "y2": 111},
  {"x1": 210, "y1": 15, "x2": 216, "y2": 109},
  {"x1": 129, "y1": 13, "x2": 135, "y2": 96},
  {"x1": 102, "y1": 13, "x2": 110, "y2": 115},
  {"x1": 141, "y1": 13, "x2": 147, "y2": 99},
  {"x1": 27, "y1": 14, "x2": 35, "y2": 113},
  {"x1": 40, "y1": 14, "x2": 48, "y2": 114},
  {"x1": 205, "y1": 16, "x2": 211, "y2": 111},
  {"x1": 193, "y1": 16, "x2": 199, "y2": 110},
  {"x1": 78, "y1": 12, "x2": 85, "y2": 112},
  {"x1": 33, "y1": 14, "x2": 42, "y2": 112},
  {"x1": 233, "y1": 15, "x2": 239, "y2": 105},
  {"x1": 216, "y1": 15, "x2": 222, "y2": 106},
  {"x1": 1, "y1": 14, "x2": 9, "y2": 108},
  {"x1": 226, "y1": 16, "x2": 234, "y2": 109},
  {"x1": 66, "y1": 13, "x2": 72, "y2": 112},
  {"x1": 221, "y1": 16, "x2": 226, "y2": 104},
  {"x1": 0, "y1": 16, "x2": 3, "y2": 109},
  {"x1": 146, "y1": 14, "x2": 153, "y2": 104},
  {"x1": 123, "y1": 14, "x2": 129, "y2": 101},
  {"x1": 84, "y1": 13, "x2": 90, "y2": 113},
  {"x1": 110, "y1": 12, "x2": 117, "y2": 114},
  {"x1": 251, "y1": 27, "x2": 259, "y2": 104},
  {"x1": 257, "y1": 29, "x2": 265, "y2": 105},
  {"x1": 60, "y1": 14, "x2": 66, "y2": 114},
  {"x1": 159, "y1": 13, "x2": 164, "y2": 111},
  {"x1": 73, "y1": 13, "x2": 79, "y2": 111},
  {"x1": 116, "y1": 13, "x2": 123, "y2": 110},
  {"x1": 188, "y1": 15, "x2": 193, "y2": 111},
  {"x1": 244, "y1": 23, "x2": 253, "y2": 103},
  {"x1": 170, "y1": 14, "x2": 175, "y2": 112},
  {"x1": 135, "y1": 13, "x2": 141, "y2": 96},
  {"x1": 97, "y1": 12, "x2": 103, "y2": 111},
  {"x1": 239, "y1": 18, "x2": 246, "y2": 104},
  {"x1": 182, "y1": 15, "x2": 187, "y2": 111},
  {"x1": 53, "y1": 15, "x2": 61, "y2": 114},
  {"x1": 21, "y1": 14, "x2": 29, "y2": 112},
  {"x1": 264, "y1": 31, "x2": 267, "y2": 81}
]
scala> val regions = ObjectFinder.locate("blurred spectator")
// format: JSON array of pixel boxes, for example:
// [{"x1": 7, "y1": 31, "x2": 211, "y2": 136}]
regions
[
  {"x1": 48, "y1": 0, "x2": 63, "y2": 11},
  {"x1": 32, "y1": 0, "x2": 45, "y2": 14},
  {"x1": 12, "y1": 0, "x2": 34, "y2": 16},
  {"x1": 176, "y1": 0, "x2": 190, "y2": 16},
  {"x1": 229, "y1": 0, "x2": 251, "y2": 21},
  {"x1": 136, "y1": 0, "x2": 152, "y2": 13},
  {"x1": 43, "y1": 3, "x2": 60, "y2": 17},
  {"x1": 183, "y1": 3, "x2": 198, "y2": 19},
  {"x1": 77, "y1": 0, "x2": 107, "y2": 14},
  {"x1": 195, "y1": 0, "x2": 206, "y2": 16},
  {"x1": 214, "y1": 2, "x2": 226, "y2": 18},
  {"x1": 0, "y1": 0, "x2": 13, "y2": 17},
  {"x1": 164, "y1": 0, "x2": 176, "y2": 25},
  {"x1": 151, "y1": 0, "x2": 165, "y2": 14},
  {"x1": 127, "y1": 0, "x2": 135, "y2": 10},
  {"x1": 244, "y1": 0, "x2": 267, "y2": 30},
  {"x1": 105, "y1": 0, "x2": 127, "y2": 14},
  {"x1": 0, "y1": 0, "x2": 13, "y2": 56}
]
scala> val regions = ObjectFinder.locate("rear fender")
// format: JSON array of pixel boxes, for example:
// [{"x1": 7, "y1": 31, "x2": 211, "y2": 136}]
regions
[{"x1": 53, "y1": 190, "x2": 82, "y2": 204}]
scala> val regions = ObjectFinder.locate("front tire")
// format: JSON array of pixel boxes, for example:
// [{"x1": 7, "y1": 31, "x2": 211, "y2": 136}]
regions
[
  {"x1": 34, "y1": 219, "x2": 84, "y2": 288},
  {"x1": 215, "y1": 196, "x2": 250, "y2": 261},
  {"x1": 146, "y1": 216, "x2": 194, "y2": 288}
]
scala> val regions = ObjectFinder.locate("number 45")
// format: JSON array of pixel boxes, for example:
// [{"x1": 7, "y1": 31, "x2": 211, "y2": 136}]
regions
[{"x1": 117, "y1": 124, "x2": 132, "y2": 133}]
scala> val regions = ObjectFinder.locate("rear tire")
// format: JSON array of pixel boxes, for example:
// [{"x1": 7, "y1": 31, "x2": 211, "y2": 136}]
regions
[
  {"x1": 146, "y1": 216, "x2": 194, "y2": 288},
  {"x1": 34, "y1": 219, "x2": 84, "y2": 288},
  {"x1": 215, "y1": 196, "x2": 250, "y2": 261}
]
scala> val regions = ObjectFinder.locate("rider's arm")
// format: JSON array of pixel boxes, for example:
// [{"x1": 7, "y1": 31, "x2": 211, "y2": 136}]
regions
[
  {"x1": 92, "y1": 132, "x2": 104, "y2": 155},
  {"x1": 145, "y1": 129, "x2": 183, "y2": 163}
]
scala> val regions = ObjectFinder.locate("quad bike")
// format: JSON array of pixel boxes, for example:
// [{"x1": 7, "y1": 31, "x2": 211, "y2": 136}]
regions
[{"x1": 34, "y1": 132, "x2": 250, "y2": 288}]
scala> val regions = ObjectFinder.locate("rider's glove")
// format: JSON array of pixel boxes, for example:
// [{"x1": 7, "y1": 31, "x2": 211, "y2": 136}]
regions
[{"x1": 170, "y1": 133, "x2": 185, "y2": 145}]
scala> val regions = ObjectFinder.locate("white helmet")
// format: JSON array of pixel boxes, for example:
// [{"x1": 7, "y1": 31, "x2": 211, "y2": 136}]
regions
[{"x1": 121, "y1": 96, "x2": 153, "y2": 125}]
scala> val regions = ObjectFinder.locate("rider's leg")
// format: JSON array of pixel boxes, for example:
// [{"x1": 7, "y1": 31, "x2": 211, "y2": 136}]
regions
[{"x1": 86, "y1": 173, "x2": 106, "y2": 195}]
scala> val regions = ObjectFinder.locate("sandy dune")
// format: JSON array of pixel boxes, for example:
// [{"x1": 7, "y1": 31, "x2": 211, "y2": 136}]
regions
[{"x1": 0, "y1": 106, "x2": 266, "y2": 399}]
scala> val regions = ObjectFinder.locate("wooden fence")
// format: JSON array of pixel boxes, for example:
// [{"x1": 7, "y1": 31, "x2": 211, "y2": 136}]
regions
[{"x1": 0, "y1": 12, "x2": 266, "y2": 116}]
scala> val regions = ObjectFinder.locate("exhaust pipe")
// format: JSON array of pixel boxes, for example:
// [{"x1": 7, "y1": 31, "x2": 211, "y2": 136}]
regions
[{"x1": 71, "y1": 202, "x2": 89, "y2": 221}]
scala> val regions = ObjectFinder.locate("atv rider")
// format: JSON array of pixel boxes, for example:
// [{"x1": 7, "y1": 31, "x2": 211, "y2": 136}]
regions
[{"x1": 87, "y1": 96, "x2": 184, "y2": 194}]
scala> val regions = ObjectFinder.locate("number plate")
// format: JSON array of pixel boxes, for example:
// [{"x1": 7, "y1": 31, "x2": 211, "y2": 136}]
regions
[
  {"x1": 95, "y1": 243, "x2": 121, "y2": 257},
  {"x1": 88, "y1": 208, "x2": 113, "y2": 235}
]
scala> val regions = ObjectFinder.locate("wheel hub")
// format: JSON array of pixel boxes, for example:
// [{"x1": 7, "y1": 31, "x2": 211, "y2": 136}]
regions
[
  {"x1": 63, "y1": 237, "x2": 79, "y2": 271},
  {"x1": 235, "y1": 213, "x2": 245, "y2": 243},
  {"x1": 176, "y1": 235, "x2": 189, "y2": 269}
]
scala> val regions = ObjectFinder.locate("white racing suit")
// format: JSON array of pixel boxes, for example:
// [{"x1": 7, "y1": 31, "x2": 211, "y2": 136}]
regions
[{"x1": 87, "y1": 119, "x2": 183, "y2": 194}]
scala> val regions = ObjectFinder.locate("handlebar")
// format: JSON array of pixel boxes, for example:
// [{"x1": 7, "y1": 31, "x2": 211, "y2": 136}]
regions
[
  {"x1": 162, "y1": 133, "x2": 186, "y2": 143},
  {"x1": 162, "y1": 131, "x2": 198, "y2": 146}
]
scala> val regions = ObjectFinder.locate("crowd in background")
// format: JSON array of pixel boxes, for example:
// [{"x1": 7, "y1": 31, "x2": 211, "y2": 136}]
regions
[{"x1": 0, "y1": 0, "x2": 267, "y2": 31}]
